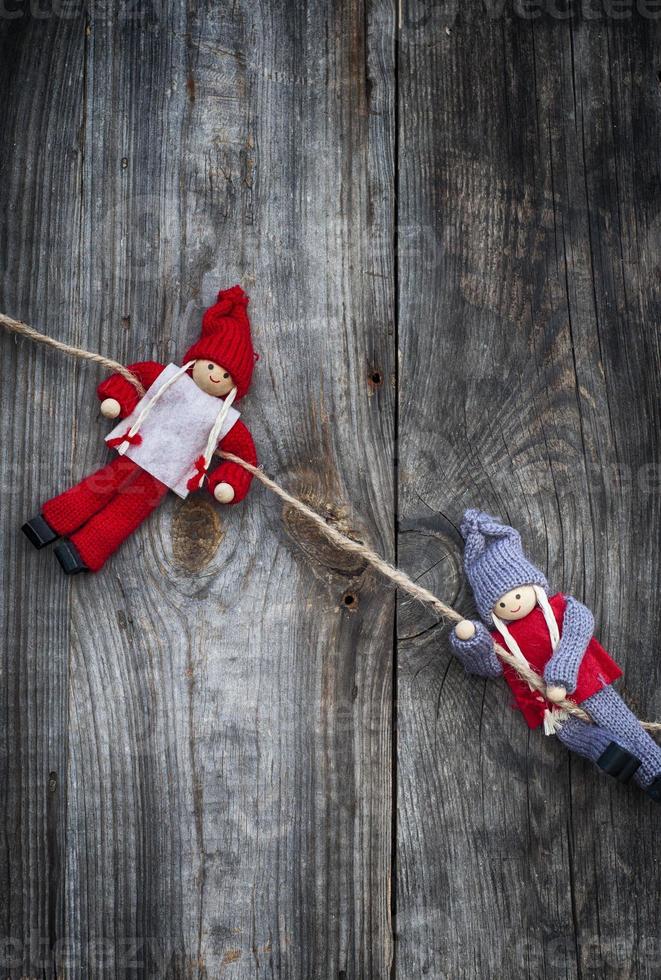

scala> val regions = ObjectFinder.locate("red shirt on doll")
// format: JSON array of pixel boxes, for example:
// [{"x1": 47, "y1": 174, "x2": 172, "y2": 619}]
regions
[{"x1": 490, "y1": 593, "x2": 622, "y2": 729}]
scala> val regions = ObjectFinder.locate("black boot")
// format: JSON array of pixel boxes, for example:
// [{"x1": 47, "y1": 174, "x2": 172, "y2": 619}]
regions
[
  {"x1": 597, "y1": 742, "x2": 641, "y2": 783},
  {"x1": 645, "y1": 776, "x2": 661, "y2": 803},
  {"x1": 22, "y1": 514, "x2": 58, "y2": 549},
  {"x1": 54, "y1": 540, "x2": 88, "y2": 575}
]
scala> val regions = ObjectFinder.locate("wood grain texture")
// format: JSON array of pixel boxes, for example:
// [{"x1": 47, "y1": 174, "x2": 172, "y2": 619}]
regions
[
  {"x1": 2, "y1": 3, "x2": 661, "y2": 979},
  {"x1": 396, "y1": 6, "x2": 661, "y2": 980},
  {"x1": 0, "y1": 1, "x2": 396, "y2": 977}
]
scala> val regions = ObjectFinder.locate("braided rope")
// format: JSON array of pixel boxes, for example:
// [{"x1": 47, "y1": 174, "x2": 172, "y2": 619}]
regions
[
  {"x1": 218, "y1": 451, "x2": 660, "y2": 734},
  {"x1": 0, "y1": 313, "x2": 146, "y2": 394},
  {"x1": 2, "y1": 312, "x2": 659, "y2": 734}
]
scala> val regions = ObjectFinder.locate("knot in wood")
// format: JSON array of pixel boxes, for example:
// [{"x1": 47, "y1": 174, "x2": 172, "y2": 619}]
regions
[
  {"x1": 171, "y1": 496, "x2": 224, "y2": 571},
  {"x1": 282, "y1": 489, "x2": 368, "y2": 577}
]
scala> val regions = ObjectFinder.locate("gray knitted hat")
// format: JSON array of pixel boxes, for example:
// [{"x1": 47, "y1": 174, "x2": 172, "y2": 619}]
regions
[{"x1": 460, "y1": 509, "x2": 548, "y2": 622}]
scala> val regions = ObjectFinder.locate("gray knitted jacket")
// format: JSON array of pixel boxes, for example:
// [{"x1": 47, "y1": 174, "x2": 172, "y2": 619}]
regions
[{"x1": 449, "y1": 595, "x2": 595, "y2": 693}]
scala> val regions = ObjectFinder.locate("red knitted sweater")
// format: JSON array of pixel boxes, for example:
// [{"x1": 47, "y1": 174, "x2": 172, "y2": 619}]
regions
[{"x1": 97, "y1": 361, "x2": 257, "y2": 503}]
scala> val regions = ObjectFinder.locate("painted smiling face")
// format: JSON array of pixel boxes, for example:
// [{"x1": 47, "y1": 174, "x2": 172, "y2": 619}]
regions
[
  {"x1": 192, "y1": 359, "x2": 235, "y2": 397},
  {"x1": 492, "y1": 584, "x2": 537, "y2": 622}
]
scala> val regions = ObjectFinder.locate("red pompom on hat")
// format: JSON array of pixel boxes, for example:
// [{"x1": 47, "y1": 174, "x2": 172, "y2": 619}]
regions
[{"x1": 183, "y1": 285, "x2": 257, "y2": 399}]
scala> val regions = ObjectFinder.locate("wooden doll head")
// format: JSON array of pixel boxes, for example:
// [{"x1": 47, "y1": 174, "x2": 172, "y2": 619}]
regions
[
  {"x1": 191, "y1": 359, "x2": 235, "y2": 397},
  {"x1": 492, "y1": 585, "x2": 537, "y2": 621}
]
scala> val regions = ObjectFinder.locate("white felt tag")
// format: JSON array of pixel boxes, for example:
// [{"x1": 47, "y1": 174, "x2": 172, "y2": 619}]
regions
[{"x1": 105, "y1": 363, "x2": 240, "y2": 499}]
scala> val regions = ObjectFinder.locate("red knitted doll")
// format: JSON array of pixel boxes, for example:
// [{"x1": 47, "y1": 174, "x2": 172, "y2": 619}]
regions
[{"x1": 22, "y1": 286, "x2": 258, "y2": 574}]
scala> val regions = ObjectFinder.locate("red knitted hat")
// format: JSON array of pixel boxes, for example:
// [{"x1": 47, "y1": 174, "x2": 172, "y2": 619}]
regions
[{"x1": 183, "y1": 285, "x2": 257, "y2": 399}]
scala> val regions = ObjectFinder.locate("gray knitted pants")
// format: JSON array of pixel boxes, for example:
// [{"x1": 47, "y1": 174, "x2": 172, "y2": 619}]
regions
[{"x1": 556, "y1": 686, "x2": 661, "y2": 787}]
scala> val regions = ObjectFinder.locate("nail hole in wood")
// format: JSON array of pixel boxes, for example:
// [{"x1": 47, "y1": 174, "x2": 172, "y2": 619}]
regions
[
  {"x1": 343, "y1": 591, "x2": 358, "y2": 610},
  {"x1": 368, "y1": 370, "x2": 383, "y2": 388}
]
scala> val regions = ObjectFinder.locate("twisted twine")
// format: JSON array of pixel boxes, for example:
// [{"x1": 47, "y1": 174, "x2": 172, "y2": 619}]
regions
[
  {"x1": 3, "y1": 312, "x2": 659, "y2": 735},
  {"x1": 0, "y1": 313, "x2": 146, "y2": 394}
]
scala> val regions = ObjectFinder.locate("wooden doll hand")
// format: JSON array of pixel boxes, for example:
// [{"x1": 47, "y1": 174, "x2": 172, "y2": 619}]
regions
[
  {"x1": 546, "y1": 685, "x2": 567, "y2": 704},
  {"x1": 213, "y1": 482, "x2": 235, "y2": 504},
  {"x1": 455, "y1": 620, "x2": 476, "y2": 641},
  {"x1": 100, "y1": 397, "x2": 121, "y2": 419}
]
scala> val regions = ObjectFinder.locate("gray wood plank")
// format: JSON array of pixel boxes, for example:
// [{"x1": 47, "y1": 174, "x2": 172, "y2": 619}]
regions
[
  {"x1": 5, "y1": 4, "x2": 660, "y2": 979},
  {"x1": 0, "y1": 14, "x2": 84, "y2": 978},
  {"x1": 397, "y1": 8, "x2": 661, "y2": 980},
  {"x1": 0, "y1": 1, "x2": 396, "y2": 977}
]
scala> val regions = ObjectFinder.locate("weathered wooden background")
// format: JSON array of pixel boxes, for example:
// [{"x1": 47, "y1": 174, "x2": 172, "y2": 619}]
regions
[{"x1": 1, "y1": 2, "x2": 660, "y2": 978}]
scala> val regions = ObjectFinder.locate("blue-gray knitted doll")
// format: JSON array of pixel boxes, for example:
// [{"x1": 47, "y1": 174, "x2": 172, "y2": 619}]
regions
[{"x1": 449, "y1": 509, "x2": 661, "y2": 802}]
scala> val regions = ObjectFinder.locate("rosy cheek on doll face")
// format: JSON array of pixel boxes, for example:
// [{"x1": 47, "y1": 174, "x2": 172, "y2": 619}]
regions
[
  {"x1": 192, "y1": 360, "x2": 234, "y2": 396},
  {"x1": 493, "y1": 585, "x2": 537, "y2": 621}
]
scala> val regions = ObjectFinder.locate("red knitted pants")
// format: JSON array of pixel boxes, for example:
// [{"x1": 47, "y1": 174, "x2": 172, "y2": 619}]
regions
[{"x1": 42, "y1": 456, "x2": 168, "y2": 571}]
